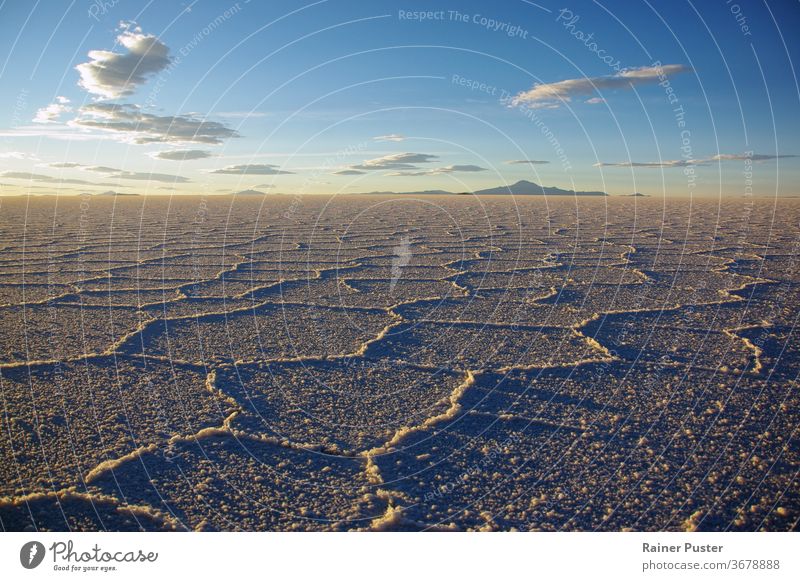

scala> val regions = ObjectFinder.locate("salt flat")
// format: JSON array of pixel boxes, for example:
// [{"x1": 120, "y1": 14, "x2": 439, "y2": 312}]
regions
[{"x1": 0, "y1": 194, "x2": 797, "y2": 531}]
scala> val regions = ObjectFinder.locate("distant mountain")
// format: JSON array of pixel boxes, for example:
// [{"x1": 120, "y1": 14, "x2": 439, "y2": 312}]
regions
[
  {"x1": 96, "y1": 190, "x2": 139, "y2": 196},
  {"x1": 473, "y1": 180, "x2": 607, "y2": 196},
  {"x1": 231, "y1": 189, "x2": 269, "y2": 196},
  {"x1": 626, "y1": 192, "x2": 649, "y2": 197},
  {"x1": 352, "y1": 180, "x2": 606, "y2": 197}
]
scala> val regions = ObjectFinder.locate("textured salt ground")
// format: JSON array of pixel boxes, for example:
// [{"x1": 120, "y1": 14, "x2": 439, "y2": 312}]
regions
[
  {"x1": 1, "y1": 196, "x2": 798, "y2": 531},
  {"x1": 0, "y1": 304, "x2": 146, "y2": 363},
  {"x1": 0, "y1": 491, "x2": 177, "y2": 532},
  {"x1": 76, "y1": 277, "x2": 199, "y2": 293},
  {"x1": 0, "y1": 283, "x2": 77, "y2": 306},
  {"x1": 120, "y1": 302, "x2": 393, "y2": 363},
  {"x1": 85, "y1": 435, "x2": 378, "y2": 531},
  {"x1": 340, "y1": 279, "x2": 468, "y2": 308},
  {"x1": 365, "y1": 364, "x2": 798, "y2": 531},
  {"x1": 213, "y1": 360, "x2": 466, "y2": 453},
  {"x1": 57, "y1": 289, "x2": 185, "y2": 307},
  {"x1": 0, "y1": 356, "x2": 228, "y2": 497},
  {"x1": 582, "y1": 315, "x2": 757, "y2": 372},
  {"x1": 392, "y1": 289, "x2": 561, "y2": 327},
  {"x1": 364, "y1": 321, "x2": 608, "y2": 370},
  {"x1": 139, "y1": 296, "x2": 258, "y2": 318}
]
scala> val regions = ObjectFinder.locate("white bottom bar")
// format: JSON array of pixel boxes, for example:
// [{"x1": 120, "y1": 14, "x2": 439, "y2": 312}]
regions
[{"x1": 1, "y1": 532, "x2": 798, "y2": 580}]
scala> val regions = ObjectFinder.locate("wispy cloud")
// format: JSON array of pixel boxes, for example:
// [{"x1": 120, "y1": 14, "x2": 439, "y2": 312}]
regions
[
  {"x1": 76, "y1": 23, "x2": 170, "y2": 99},
  {"x1": 505, "y1": 159, "x2": 549, "y2": 165},
  {"x1": 72, "y1": 103, "x2": 238, "y2": 145},
  {"x1": 593, "y1": 159, "x2": 701, "y2": 168},
  {"x1": 332, "y1": 169, "x2": 366, "y2": 175},
  {"x1": 150, "y1": 149, "x2": 213, "y2": 161},
  {"x1": 510, "y1": 64, "x2": 690, "y2": 108},
  {"x1": 82, "y1": 165, "x2": 191, "y2": 182},
  {"x1": 709, "y1": 153, "x2": 797, "y2": 162},
  {"x1": 351, "y1": 152, "x2": 438, "y2": 171},
  {"x1": 0, "y1": 171, "x2": 123, "y2": 186},
  {"x1": 208, "y1": 163, "x2": 293, "y2": 175},
  {"x1": 48, "y1": 162, "x2": 83, "y2": 168},
  {"x1": 0, "y1": 124, "x2": 121, "y2": 141},
  {"x1": 0, "y1": 152, "x2": 39, "y2": 160},
  {"x1": 33, "y1": 97, "x2": 71, "y2": 123},
  {"x1": 594, "y1": 153, "x2": 797, "y2": 168},
  {"x1": 386, "y1": 164, "x2": 487, "y2": 176},
  {"x1": 373, "y1": 134, "x2": 406, "y2": 142}
]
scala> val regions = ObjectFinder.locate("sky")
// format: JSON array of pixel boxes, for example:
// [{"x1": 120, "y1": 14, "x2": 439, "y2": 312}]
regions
[{"x1": 0, "y1": 0, "x2": 799, "y2": 197}]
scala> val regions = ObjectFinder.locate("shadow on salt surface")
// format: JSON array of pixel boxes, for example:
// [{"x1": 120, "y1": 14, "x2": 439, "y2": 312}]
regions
[
  {"x1": 182, "y1": 277, "x2": 271, "y2": 299},
  {"x1": 215, "y1": 360, "x2": 466, "y2": 453},
  {"x1": 582, "y1": 311, "x2": 756, "y2": 371},
  {"x1": 362, "y1": 251, "x2": 472, "y2": 269},
  {"x1": 392, "y1": 288, "x2": 567, "y2": 327},
  {"x1": 372, "y1": 412, "x2": 584, "y2": 531},
  {"x1": 0, "y1": 282, "x2": 75, "y2": 305},
  {"x1": 461, "y1": 368, "x2": 623, "y2": 423},
  {"x1": 343, "y1": 265, "x2": 457, "y2": 281},
  {"x1": 58, "y1": 288, "x2": 183, "y2": 307},
  {"x1": 88, "y1": 435, "x2": 379, "y2": 531},
  {"x1": 78, "y1": 276, "x2": 196, "y2": 292},
  {"x1": 253, "y1": 275, "x2": 393, "y2": 307},
  {"x1": 0, "y1": 356, "x2": 229, "y2": 498},
  {"x1": 0, "y1": 491, "x2": 175, "y2": 532},
  {"x1": 364, "y1": 321, "x2": 607, "y2": 370},
  {"x1": 735, "y1": 325, "x2": 798, "y2": 379},
  {"x1": 338, "y1": 279, "x2": 467, "y2": 308},
  {"x1": 369, "y1": 359, "x2": 800, "y2": 531},
  {"x1": 121, "y1": 302, "x2": 393, "y2": 363},
  {"x1": 139, "y1": 296, "x2": 258, "y2": 319}
]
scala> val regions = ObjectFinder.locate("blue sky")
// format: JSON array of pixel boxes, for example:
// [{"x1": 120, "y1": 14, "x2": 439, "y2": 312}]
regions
[{"x1": 1, "y1": 0, "x2": 798, "y2": 196}]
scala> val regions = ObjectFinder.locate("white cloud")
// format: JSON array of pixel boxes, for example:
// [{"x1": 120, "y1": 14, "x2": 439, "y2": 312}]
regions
[
  {"x1": 208, "y1": 164, "x2": 293, "y2": 175},
  {"x1": 33, "y1": 97, "x2": 72, "y2": 123},
  {"x1": 510, "y1": 64, "x2": 690, "y2": 108},
  {"x1": 72, "y1": 103, "x2": 238, "y2": 144},
  {"x1": 505, "y1": 159, "x2": 549, "y2": 165},
  {"x1": 49, "y1": 162, "x2": 84, "y2": 168},
  {"x1": 1, "y1": 171, "x2": 72, "y2": 180},
  {"x1": 82, "y1": 165, "x2": 191, "y2": 182},
  {"x1": 585, "y1": 97, "x2": 605, "y2": 104},
  {"x1": 710, "y1": 153, "x2": 797, "y2": 162},
  {"x1": 76, "y1": 23, "x2": 171, "y2": 99},
  {"x1": 0, "y1": 124, "x2": 121, "y2": 141},
  {"x1": 0, "y1": 152, "x2": 39, "y2": 160},
  {"x1": 444, "y1": 164, "x2": 485, "y2": 172},
  {"x1": 351, "y1": 152, "x2": 438, "y2": 171},
  {"x1": 387, "y1": 164, "x2": 487, "y2": 176},
  {"x1": 373, "y1": 134, "x2": 406, "y2": 142},
  {"x1": 0, "y1": 170, "x2": 123, "y2": 186},
  {"x1": 595, "y1": 153, "x2": 797, "y2": 168},
  {"x1": 593, "y1": 159, "x2": 700, "y2": 168},
  {"x1": 344, "y1": 153, "x2": 483, "y2": 175},
  {"x1": 150, "y1": 149, "x2": 213, "y2": 161}
]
